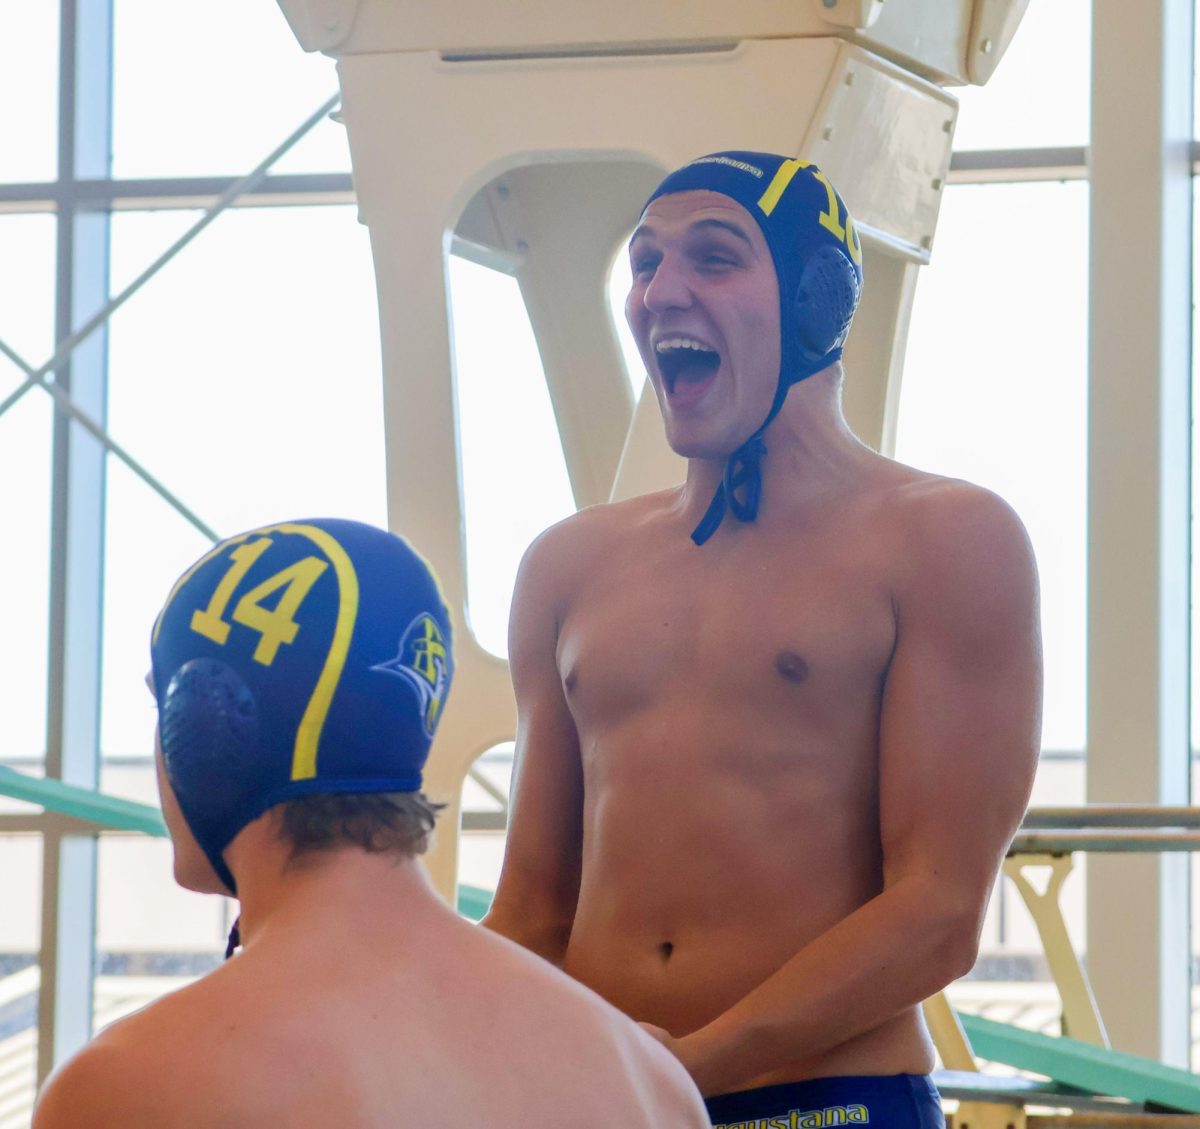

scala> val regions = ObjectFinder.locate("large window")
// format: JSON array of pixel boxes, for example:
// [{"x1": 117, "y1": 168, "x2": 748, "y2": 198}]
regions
[
  {"x1": 452, "y1": 256, "x2": 576, "y2": 658},
  {"x1": 0, "y1": 6, "x2": 58, "y2": 182},
  {"x1": 0, "y1": 215, "x2": 57, "y2": 769},
  {"x1": 1190, "y1": 178, "x2": 1200, "y2": 1069},
  {"x1": 0, "y1": 837, "x2": 42, "y2": 1123},
  {"x1": 893, "y1": 0, "x2": 1093, "y2": 1030},
  {"x1": 896, "y1": 177, "x2": 1090, "y2": 1025},
  {"x1": 952, "y1": 0, "x2": 1090, "y2": 150},
  {"x1": 0, "y1": 4, "x2": 384, "y2": 1112},
  {"x1": 112, "y1": 0, "x2": 348, "y2": 178},
  {"x1": 100, "y1": 205, "x2": 385, "y2": 768},
  {"x1": 95, "y1": 834, "x2": 228, "y2": 981},
  {"x1": 896, "y1": 180, "x2": 1090, "y2": 759}
]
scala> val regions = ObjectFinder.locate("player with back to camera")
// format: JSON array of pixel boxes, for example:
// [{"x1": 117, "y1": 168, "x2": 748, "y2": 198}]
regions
[
  {"x1": 483, "y1": 153, "x2": 1042, "y2": 1129},
  {"x1": 33, "y1": 517, "x2": 710, "y2": 1129}
]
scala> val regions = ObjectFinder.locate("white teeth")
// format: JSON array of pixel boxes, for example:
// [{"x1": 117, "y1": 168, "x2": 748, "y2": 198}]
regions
[{"x1": 655, "y1": 337, "x2": 716, "y2": 353}]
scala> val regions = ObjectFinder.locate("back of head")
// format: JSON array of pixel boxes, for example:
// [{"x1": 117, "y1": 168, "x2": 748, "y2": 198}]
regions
[{"x1": 149, "y1": 518, "x2": 454, "y2": 893}]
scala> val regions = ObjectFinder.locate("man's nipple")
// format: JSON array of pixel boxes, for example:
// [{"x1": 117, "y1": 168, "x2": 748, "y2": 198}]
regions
[{"x1": 775, "y1": 650, "x2": 811, "y2": 684}]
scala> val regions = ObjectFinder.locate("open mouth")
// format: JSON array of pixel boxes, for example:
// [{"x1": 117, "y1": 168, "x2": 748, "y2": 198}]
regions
[{"x1": 655, "y1": 337, "x2": 721, "y2": 396}]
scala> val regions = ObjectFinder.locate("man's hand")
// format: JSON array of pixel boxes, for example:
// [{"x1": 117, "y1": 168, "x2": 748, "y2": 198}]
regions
[
  {"x1": 639, "y1": 1023, "x2": 726, "y2": 1096},
  {"x1": 638, "y1": 1021, "x2": 675, "y2": 1048}
]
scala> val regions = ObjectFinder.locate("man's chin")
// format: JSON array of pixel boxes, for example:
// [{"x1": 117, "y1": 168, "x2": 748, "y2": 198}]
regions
[
  {"x1": 672, "y1": 444, "x2": 726, "y2": 462},
  {"x1": 173, "y1": 849, "x2": 227, "y2": 896},
  {"x1": 665, "y1": 428, "x2": 743, "y2": 462}
]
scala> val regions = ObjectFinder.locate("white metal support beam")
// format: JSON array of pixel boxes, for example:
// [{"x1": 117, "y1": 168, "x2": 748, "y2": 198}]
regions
[{"x1": 1086, "y1": 0, "x2": 1194, "y2": 1065}]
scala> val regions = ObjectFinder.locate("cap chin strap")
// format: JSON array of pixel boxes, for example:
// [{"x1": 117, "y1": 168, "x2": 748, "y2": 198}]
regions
[
  {"x1": 690, "y1": 350, "x2": 840, "y2": 546},
  {"x1": 690, "y1": 435, "x2": 766, "y2": 545}
]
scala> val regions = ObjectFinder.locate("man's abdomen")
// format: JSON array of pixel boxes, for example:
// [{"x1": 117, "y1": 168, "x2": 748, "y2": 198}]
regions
[{"x1": 560, "y1": 776, "x2": 936, "y2": 1083}]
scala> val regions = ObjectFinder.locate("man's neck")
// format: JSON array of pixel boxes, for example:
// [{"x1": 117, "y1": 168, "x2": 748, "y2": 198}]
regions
[
  {"x1": 225, "y1": 832, "x2": 445, "y2": 952},
  {"x1": 680, "y1": 366, "x2": 872, "y2": 528}
]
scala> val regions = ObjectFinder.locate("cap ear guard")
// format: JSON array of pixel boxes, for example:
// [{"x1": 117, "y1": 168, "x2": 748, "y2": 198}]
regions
[
  {"x1": 793, "y1": 244, "x2": 862, "y2": 363},
  {"x1": 160, "y1": 658, "x2": 261, "y2": 891}
]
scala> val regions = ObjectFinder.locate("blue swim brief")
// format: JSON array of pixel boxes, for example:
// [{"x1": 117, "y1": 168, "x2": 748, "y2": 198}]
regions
[{"x1": 704, "y1": 1074, "x2": 945, "y2": 1128}]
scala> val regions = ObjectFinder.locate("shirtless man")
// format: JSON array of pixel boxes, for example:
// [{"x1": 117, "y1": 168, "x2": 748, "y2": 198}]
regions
[
  {"x1": 33, "y1": 518, "x2": 709, "y2": 1129},
  {"x1": 483, "y1": 153, "x2": 1042, "y2": 1128}
]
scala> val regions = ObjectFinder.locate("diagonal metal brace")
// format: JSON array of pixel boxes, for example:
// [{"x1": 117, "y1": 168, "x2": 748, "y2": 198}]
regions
[{"x1": 0, "y1": 92, "x2": 340, "y2": 542}]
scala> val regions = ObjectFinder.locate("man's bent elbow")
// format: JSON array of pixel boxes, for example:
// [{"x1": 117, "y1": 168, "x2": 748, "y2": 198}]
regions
[
  {"x1": 942, "y1": 927, "x2": 983, "y2": 987},
  {"x1": 929, "y1": 900, "x2": 987, "y2": 988},
  {"x1": 902, "y1": 878, "x2": 989, "y2": 992}
]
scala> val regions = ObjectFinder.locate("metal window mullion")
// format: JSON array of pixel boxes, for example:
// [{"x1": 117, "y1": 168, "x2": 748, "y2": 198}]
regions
[{"x1": 37, "y1": 0, "x2": 112, "y2": 1090}]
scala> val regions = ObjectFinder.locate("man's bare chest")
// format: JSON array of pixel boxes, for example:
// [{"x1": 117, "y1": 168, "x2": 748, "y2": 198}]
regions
[{"x1": 556, "y1": 533, "x2": 897, "y2": 729}]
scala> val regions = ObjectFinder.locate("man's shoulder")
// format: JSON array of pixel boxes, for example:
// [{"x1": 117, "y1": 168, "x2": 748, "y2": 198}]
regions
[
  {"x1": 518, "y1": 489, "x2": 680, "y2": 582},
  {"x1": 539, "y1": 489, "x2": 679, "y2": 544},
  {"x1": 476, "y1": 931, "x2": 707, "y2": 1122},
  {"x1": 33, "y1": 1035, "x2": 132, "y2": 1128},
  {"x1": 876, "y1": 468, "x2": 1037, "y2": 614},
  {"x1": 34, "y1": 959, "x2": 319, "y2": 1127},
  {"x1": 32, "y1": 994, "x2": 203, "y2": 1128},
  {"x1": 889, "y1": 469, "x2": 1030, "y2": 557},
  {"x1": 883, "y1": 467, "x2": 1027, "y2": 540},
  {"x1": 33, "y1": 965, "x2": 282, "y2": 1129}
]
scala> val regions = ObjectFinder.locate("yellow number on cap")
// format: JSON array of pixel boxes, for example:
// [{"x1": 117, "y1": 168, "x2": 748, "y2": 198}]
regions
[
  {"x1": 189, "y1": 537, "x2": 329, "y2": 667},
  {"x1": 191, "y1": 539, "x2": 272, "y2": 645},
  {"x1": 810, "y1": 169, "x2": 846, "y2": 242},
  {"x1": 232, "y1": 557, "x2": 329, "y2": 666},
  {"x1": 758, "y1": 160, "x2": 861, "y2": 266},
  {"x1": 845, "y1": 214, "x2": 863, "y2": 266},
  {"x1": 757, "y1": 158, "x2": 808, "y2": 217}
]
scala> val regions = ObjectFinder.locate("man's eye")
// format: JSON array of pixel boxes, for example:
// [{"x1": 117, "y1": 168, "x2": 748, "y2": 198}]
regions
[{"x1": 632, "y1": 256, "x2": 659, "y2": 276}]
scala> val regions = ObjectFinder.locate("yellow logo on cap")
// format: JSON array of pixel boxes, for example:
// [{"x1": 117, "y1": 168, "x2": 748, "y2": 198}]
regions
[{"x1": 373, "y1": 614, "x2": 450, "y2": 736}]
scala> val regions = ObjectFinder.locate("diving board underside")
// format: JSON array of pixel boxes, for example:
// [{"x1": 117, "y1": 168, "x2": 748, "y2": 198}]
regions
[{"x1": 958, "y1": 1013, "x2": 1200, "y2": 1115}]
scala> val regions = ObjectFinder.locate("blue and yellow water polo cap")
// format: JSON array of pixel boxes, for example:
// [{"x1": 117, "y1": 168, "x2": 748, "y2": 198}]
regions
[
  {"x1": 642, "y1": 151, "x2": 864, "y2": 544},
  {"x1": 150, "y1": 518, "x2": 454, "y2": 892}
]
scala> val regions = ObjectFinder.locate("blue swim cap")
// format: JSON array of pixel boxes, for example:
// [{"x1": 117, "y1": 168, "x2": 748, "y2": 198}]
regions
[
  {"x1": 149, "y1": 518, "x2": 453, "y2": 893},
  {"x1": 641, "y1": 152, "x2": 864, "y2": 544}
]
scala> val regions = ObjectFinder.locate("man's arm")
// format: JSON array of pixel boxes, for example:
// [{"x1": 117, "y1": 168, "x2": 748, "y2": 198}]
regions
[
  {"x1": 481, "y1": 523, "x2": 585, "y2": 965},
  {"x1": 670, "y1": 483, "x2": 1042, "y2": 1094}
]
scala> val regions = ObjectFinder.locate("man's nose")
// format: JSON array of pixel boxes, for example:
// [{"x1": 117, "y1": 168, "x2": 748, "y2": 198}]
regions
[{"x1": 642, "y1": 255, "x2": 692, "y2": 312}]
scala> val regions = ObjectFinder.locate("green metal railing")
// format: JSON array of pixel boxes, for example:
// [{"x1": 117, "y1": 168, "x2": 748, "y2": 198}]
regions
[{"x1": 0, "y1": 766, "x2": 166, "y2": 836}]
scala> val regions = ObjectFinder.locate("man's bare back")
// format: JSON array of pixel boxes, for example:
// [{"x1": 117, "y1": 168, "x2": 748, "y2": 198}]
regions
[
  {"x1": 485, "y1": 152, "x2": 1041, "y2": 1111},
  {"x1": 36, "y1": 853, "x2": 707, "y2": 1129},
  {"x1": 34, "y1": 518, "x2": 709, "y2": 1129}
]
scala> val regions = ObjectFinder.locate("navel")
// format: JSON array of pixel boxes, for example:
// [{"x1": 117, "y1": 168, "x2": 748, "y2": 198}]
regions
[
  {"x1": 658, "y1": 940, "x2": 674, "y2": 962},
  {"x1": 775, "y1": 650, "x2": 811, "y2": 684}
]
